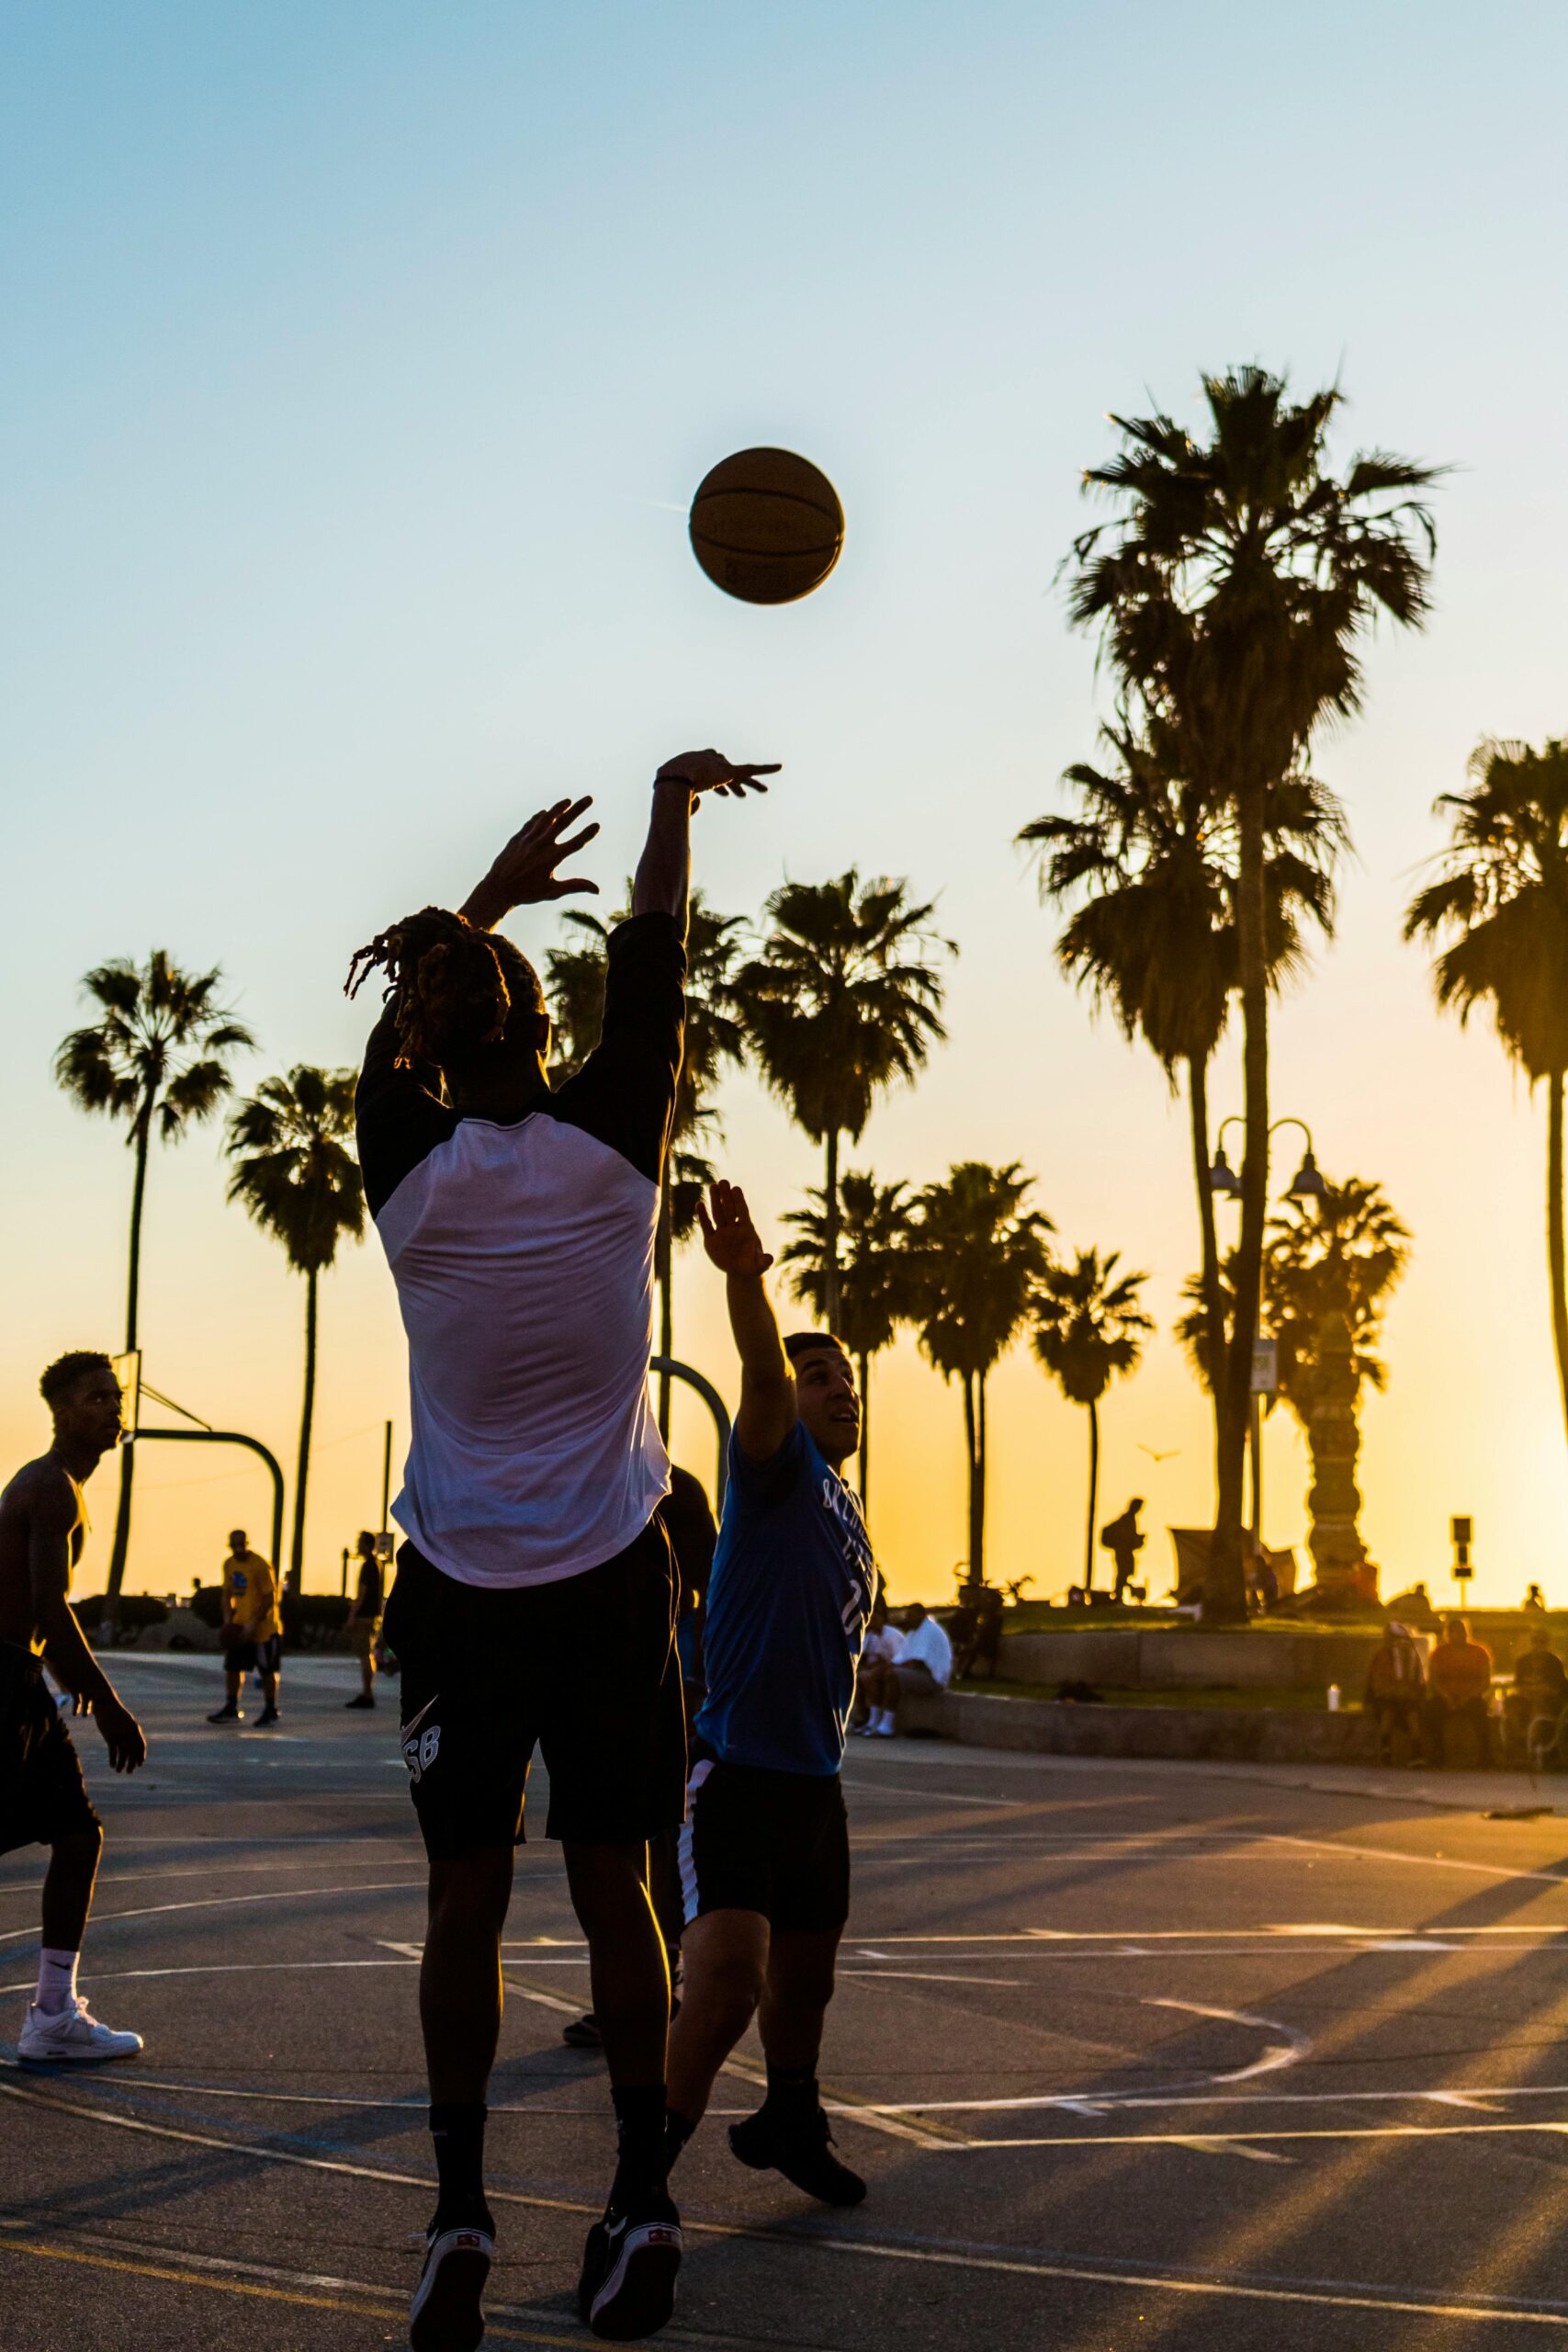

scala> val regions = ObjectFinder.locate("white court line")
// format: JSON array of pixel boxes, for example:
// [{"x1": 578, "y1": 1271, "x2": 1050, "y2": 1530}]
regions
[
  {"x1": 6, "y1": 2073, "x2": 1568, "y2": 2331},
  {"x1": 0, "y1": 1880, "x2": 425, "y2": 1947},
  {"x1": 1264, "y1": 1831, "x2": 1568, "y2": 1891}
]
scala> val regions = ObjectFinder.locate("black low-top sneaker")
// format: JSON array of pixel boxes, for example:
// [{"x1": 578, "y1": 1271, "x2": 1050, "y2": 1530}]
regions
[
  {"x1": 410, "y1": 2220, "x2": 494, "y2": 2352},
  {"x1": 578, "y1": 2190, "x2": 682, "y2": 2340},
  {"x1": 207, "y1": 1702, "x2": 242, "y2": 1724},
  {"x1": 728, "y1": 2104, "x2": 866, "y2": 2206}
]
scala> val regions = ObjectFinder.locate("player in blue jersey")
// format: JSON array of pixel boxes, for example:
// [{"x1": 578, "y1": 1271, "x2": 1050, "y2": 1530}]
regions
[{"x1": 664, "y1": 1181, "x2": 875, "y2": 2207}]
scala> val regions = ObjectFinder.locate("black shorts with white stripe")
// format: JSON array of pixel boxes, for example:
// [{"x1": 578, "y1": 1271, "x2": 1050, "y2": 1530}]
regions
[{"x1": 678, "y1": 1747, "x2": 849, "y2": 1933}]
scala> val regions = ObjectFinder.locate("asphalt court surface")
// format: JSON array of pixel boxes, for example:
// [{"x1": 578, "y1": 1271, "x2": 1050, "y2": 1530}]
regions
[{"x1": 9, "y1": 1656, "x2": 1568, "y2": 2346}]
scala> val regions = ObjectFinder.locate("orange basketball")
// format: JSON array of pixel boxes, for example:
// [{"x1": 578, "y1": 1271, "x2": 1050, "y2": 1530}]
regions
[{"x1": 689, "y1": 447, "x2": 844, "y2": 605}]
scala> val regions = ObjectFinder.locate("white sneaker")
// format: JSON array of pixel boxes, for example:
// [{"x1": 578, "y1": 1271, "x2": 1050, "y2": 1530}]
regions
[
  {"x1": 410, "y1": 2222, "x2": 493, "y2": 2352},
  {"x1": 17, "y1": 1996, "x2": 143, "y2": 2064},
  {"x1": 872, "y1": 1719, "x2": 897, "y2": 1737}
]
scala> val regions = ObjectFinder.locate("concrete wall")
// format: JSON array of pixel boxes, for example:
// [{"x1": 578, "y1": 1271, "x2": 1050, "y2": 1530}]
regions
[
  {"x1": 899, "y1": 1686, "x2": 1379, "y2": 1763},
  {"x1": 998, "y1": 1626, "x2": 1392, "y2": 1692}
]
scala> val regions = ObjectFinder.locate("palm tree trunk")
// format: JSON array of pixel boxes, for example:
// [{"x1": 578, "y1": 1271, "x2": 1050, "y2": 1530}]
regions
[
  {"x1": 975, "y1": 1371, "x2": 989, "y2": 1584},
  {"x1": 1188, "y1": 1051, "x2": 1225, "y2": 1490},
  {"x1": 823, "y1": 1127, "x2": 842, "y2": 1333},
  {"x1": 106, "y1": 1111, "x2": 154, "y2": 1611},
  {"x1": 962, "y1": 1371, "x2": 981, "y2": 1582},
  {"x1": 656, "y1": 1179, "x2": 674, "y2": 1442},
  {"x1": 857, "y1": 1349, "x2": 871, "y2": 1507},
  {"x1": 1084, "y1": 1396, "x2": 1100, "y2": 1589},
  {"x1": 1212, "y1": 779, "x2": 1268, "y2": 1620},
  {"x1": 1551, "y1": 1069, "x2": 1568, "y2": 1449},
  {"x1": 290, "y1": 1269, "x2": 319, "y2": 1586}
]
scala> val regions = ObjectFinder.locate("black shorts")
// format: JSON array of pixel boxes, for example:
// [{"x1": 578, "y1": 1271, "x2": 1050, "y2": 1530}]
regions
[
  {"x1": 384, "y1": 1518, "x2": 685, "y2": 1861},
  {"x1": 678, "y1": 1750, "x2": 850, "y2": 1935},
  {"x1": 227, "y1": 1634, "x2": 281, "y2": 1675},
  {"x1": 0, "y1": 1645, "x2": 101, "y2": 1857}
]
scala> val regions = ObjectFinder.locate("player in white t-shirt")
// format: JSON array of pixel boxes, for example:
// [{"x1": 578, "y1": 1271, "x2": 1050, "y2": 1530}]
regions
[
  {"x1": 349, "y1": 753, "x2": 775, "y2": 2349},
  {"x1": 857, "y1": 1600, "x2": 954, "y2": 1736}
]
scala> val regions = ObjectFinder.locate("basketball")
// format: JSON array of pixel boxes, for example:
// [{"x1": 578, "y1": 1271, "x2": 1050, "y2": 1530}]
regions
[{"x1": 689, "y1": 447, "x2": 844, "y2": 605}]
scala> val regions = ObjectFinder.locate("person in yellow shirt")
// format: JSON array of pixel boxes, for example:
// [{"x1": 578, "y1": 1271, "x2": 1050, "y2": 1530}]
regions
[{"x1": 208, "y1": 1529, "x2": 282, "y2": 1727}]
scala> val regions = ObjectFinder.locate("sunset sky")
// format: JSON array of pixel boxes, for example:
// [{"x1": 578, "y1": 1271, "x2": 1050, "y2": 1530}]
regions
[{"x1": 6, "y1": 1, "x2": 1567, "y2": 1609}]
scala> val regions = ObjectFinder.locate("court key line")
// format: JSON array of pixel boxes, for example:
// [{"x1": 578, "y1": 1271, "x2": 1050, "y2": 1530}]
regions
[{"x1": 7, "y1": 2082, "x2": 1568, "y2": 2331}]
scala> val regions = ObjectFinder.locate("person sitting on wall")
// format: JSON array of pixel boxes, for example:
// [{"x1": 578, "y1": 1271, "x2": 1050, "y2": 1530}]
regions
[
  {"x1": 1422, "y1": 1614, "x2": 1495, "y2": 1768},
  {"x1": 1362, "y1": 1622, "x2": 1426, "y2": 1765},
  {"x1": 1507, "y1": 1626, "x2": 1568, "y2": 1758}
]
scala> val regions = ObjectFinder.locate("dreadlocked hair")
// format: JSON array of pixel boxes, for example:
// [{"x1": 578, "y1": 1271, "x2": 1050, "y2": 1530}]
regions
[{"x1": 344, "y1": 906, "x2": 543, "y2": 1072}]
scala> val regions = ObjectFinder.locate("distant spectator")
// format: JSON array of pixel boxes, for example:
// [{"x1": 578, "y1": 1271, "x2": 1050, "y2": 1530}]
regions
[
  {"x1": 858, "y1": 1600, "x2": 953, "y2": 1738},
  {"x1": 343, "y1": 1532, "x2": 384, "y2": 1710},
  {"x1": 1508, "y1": 1626, "x2": 1568, "y2": 1754},
  {"x1": 1422, "y1": 1614, "x2": 1494, "y2": 1767},
  {"x1": 852, "y1": 1593, "x2": 901, "y2": 1730},
  {"x1": 208, "y1": 1530, "x2": 281, "y2": 1727},
  {"x1": 1363, "y1": 1622, "x2": 1425, "y2": 1764},
  {"x1": 1524, "y1": 1584, "x2": 1548, "y2": 1613},
  {"x1": 1100, "y1": 1500, "x2": 1145, "y2": 1603},
  {"x1": 953, "y1": 1577, "x2": 1005, "y2": 1677},
  {"x1": 1385, "y1": 1580, "x2": 1441, "y2": 1634},
  {"x1": 280, "y1": 1565, "x2": 303, "y2": 1651}
]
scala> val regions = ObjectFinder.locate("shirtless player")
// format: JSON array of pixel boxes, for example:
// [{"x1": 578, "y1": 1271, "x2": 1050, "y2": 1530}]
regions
[{"x1": 0, "y1": 1351, "x2": 148, "y2": 2062}]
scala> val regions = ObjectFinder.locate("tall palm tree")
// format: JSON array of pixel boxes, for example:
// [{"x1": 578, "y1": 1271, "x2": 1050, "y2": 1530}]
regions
[
  {"x1": 780, "y1": 1170, "x2": 925, "y2": 1506},
  {"x1": 1069, "y1": 368, "x2": 1440, "y2": 1612},
  {"x1": 733, "y1": 875, "x2": 953, "y2": 1329},
  {"x1": 1405, "y1": 739, "x2": 1568, "y2": 1447},
  {"x1": 54, "y1": 951, "x2": 254, "y2": 1602},
  {"x1": 226, "y1": 1067, "x2": 366, "y2": 1586},
  {"x1": 1030, "y1": 1250, "x2": 1153, "y2": 1589},
  {"x1": 1020, "y1": 715, "x2": 1343, "y2": 1484},
  {"x1": 546, "y1": 891, "x2": 746, "y2": 1433},
  {"x1": 913, "y1": 1163, "x2": 1053, "y2": 1582}
]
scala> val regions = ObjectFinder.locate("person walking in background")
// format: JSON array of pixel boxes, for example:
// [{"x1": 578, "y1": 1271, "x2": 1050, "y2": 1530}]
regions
[
  {"x1": 208, "y1": 1528, "x2": 281, "y2": 1727},
  {"x1": 1422, "y1": 1613, "x2": 1494, "y2": 1768},
  {"x1": 1100, "y1": 1498, "x2": 1145, "y2": 1603},
  {"x1": 1362, "y1": 1621, "x2": 1426, "y2": 1765},
  {"x1": 1524, "y1": 1584, "x2": 1548, "y2": 1612},
  {"x1": 1, "y1": 1352, "x2": 147, "y2": 2063},
  {"x1": 344, "y1": 1529, "x2": 385, "y2": 1710},
  {"x1": 1508, "y1": 1625, "x2": 1568, "y2": 1756},
  {"x1": 857, "y1": 1600, "x2": 953, "y2": 1736}
]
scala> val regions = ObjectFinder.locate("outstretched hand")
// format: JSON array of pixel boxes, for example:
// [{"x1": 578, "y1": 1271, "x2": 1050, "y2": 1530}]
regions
[
  {"x1": 463, "y1": 797, "x2": 602, "y2": 927},
  {"x1": 95, "y1": 1692, "x2": 147, "y2": 1775},
  {"x1": 697, "y1": 1181, "x2": 774, "y2": 1277},
  {"x1": 655, "y1": 750, "x2": 780, "y2": 803}
]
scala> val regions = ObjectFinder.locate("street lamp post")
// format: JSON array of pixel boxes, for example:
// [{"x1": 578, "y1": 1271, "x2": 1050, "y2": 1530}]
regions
[{"x1": 1206, "y1": 1116, "x2": 1327, "y2": 1558}]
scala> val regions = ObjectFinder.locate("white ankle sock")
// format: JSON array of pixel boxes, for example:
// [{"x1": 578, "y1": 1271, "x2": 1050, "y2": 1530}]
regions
[
  {"x1": 874, "y1": 1708, "x2": 893, "y2": 1733},
  {"x1": 36, "y1": 1947, "x2": 79, "y2": 2014}
]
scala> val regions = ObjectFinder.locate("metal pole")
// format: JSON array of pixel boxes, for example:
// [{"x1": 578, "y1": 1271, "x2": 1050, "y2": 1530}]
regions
[
  {"x1": 1249, "y1": 1392, "x2": 1263, "y2": 1544},
  {"x1": 380, "y1": 1420, "x2": 393, "y2": 1534},
  {"x1": 129, "y1": 1427, "x2": 286, "y2": 1577},
  {"x1": 340, "y1": 1546, "x2": 350, "y2": 1599},
  {"x1": 649, "y1": 1355, "x2": 732, "y2": 1510}
]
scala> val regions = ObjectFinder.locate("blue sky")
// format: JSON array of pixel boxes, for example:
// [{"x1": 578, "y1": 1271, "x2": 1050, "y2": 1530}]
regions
[{"x1": 6, "y1": 2, "x2": 1568, "y2": 1601}]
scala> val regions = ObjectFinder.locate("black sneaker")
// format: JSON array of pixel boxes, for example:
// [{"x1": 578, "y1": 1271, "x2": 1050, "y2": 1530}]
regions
[
  {"x1": 344, "y1": 1692, "x2": 376, "y2": 1709},
  {"x1": 255, "y1": 1704, "x2": 280, "y2": 1727},
  {"x1": 410, "y1": 2220, "x2": 493, "y2": 2352},
  {"x1": 207, "y1": 1702, "x2": 243, "y2": 1724},
  {"x1": 562, "y1": 2011, "x2": 604, "y2": 2050},
  {"x1": 578, "y1": 2189, "x2": 682, "y2": 2340},
  {"x1": 728, "y1": 2103, "x2": 866, "y2": 2206}
]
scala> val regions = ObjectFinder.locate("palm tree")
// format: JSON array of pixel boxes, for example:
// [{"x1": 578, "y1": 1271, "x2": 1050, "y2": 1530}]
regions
[
  {"x1": 225, "y1": 1068, "x2": 366, "y2": 1586},
  {"x1": 546, "y1": 891, "x2": 746, "y2": 1434},
  {"x1": 1177, "y1": 1179, "x2": 1410, "y2": 1588},
  {"x1": 913, "y1": 1164, "x2": 1053, "y2": 1582},
  {"x1": 54, "y1": 951, "x2": 254, "y2": 1602},
  {"x1": 1069, "y1": 368, "x2": 1440, "y2": 1612},
  {"x1": 1020, "y1": 715, "x2": 1342, "y2": 1486},
  {"x1": 1030, "y1": 1251, "x2": 1153, "y2": 1589},
  {"x1": 732, "y1": 875, "x2": 953, "y2": 1329},
  {"x1": 780, "y1": 1170, "x2": 925, "y2": 1506},
  {"x1": 1405, "y1": 739, "x2": 1568, "y2": 1447}
]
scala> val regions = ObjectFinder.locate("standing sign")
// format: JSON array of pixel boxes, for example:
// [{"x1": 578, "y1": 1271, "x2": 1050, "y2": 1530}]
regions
[{"x1": 1250, "y1": 1338, "x2": 1279, "y2": 1397}]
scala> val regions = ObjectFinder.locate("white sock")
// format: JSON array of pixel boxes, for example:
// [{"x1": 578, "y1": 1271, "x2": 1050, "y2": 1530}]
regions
[
  {"x1": 36, "y1": 1947, "x2": 80, "y2": 2015},
  {"x1": 874, "y1": 1708, "x2": 894, "y2": 1733}
]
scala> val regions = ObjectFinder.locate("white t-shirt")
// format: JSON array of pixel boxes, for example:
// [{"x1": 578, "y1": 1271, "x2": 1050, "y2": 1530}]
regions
[
  {"x1": 356, "y1": 915, "x2": 683, "y2": 1589},
  {"x1": 861, "y1": 1625, "x2": 902, "y2": 1668},
  {"x1": 897, "y1": 1614, "x2": 954, "y2": 1687}
]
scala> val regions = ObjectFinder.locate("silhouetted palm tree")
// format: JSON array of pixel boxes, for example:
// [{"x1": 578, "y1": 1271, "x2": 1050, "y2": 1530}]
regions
[
  {"x1": 913, "y1": 1164, "x2": 1052, "y2": 1583},
  {"x1": 1021, "y1": 715, "x2": 1342, "y2": 1479},
  {"x1": 546, "y1": 891, "x2": 746, "y2": 1433},
  {"x1": 1031, "y1": 1250, "x2": 1153, "y2": 1589},
  {"x1": 226, "y1": 1068, "x2": 366, "y2": 1586},
  {"x1": 1405, "y1": 739, "x2": 1568, "y2": 1447},
  {"x1": 54, "y1": 952, "x2": 254, "y2": 1601},
  {"x1": 1069, "y1": 367, "x2": 1439, "y2": 1611},
  {"x1": 781, "y1": 1170, "x2": 924, "y2": 1506},
  {"x1": 733, "y1": 875, "x2": 952, "y2": 1329}
]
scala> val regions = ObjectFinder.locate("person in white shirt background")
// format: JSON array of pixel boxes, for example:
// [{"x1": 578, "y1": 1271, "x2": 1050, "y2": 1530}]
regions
[{"x1": 856, "y1": 1600, "x2": 953, "y2": 1738}]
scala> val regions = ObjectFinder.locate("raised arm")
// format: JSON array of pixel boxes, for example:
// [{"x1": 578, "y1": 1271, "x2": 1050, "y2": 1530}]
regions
[
  {"x1": 30, "y1": 1473, "x2": 145, "y2": 1773},
  {"x1": 697, "y1": 1180, "x2": 797, "y2": 1464},
  {"x1": 634, "y1": 752, "x2": 780, "y2": 936}
]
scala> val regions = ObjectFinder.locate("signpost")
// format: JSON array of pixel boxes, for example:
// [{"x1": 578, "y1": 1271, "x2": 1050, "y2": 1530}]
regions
[{"x1": 1452, "y1": 1513, "x2": 1474, "y2": 1591}]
